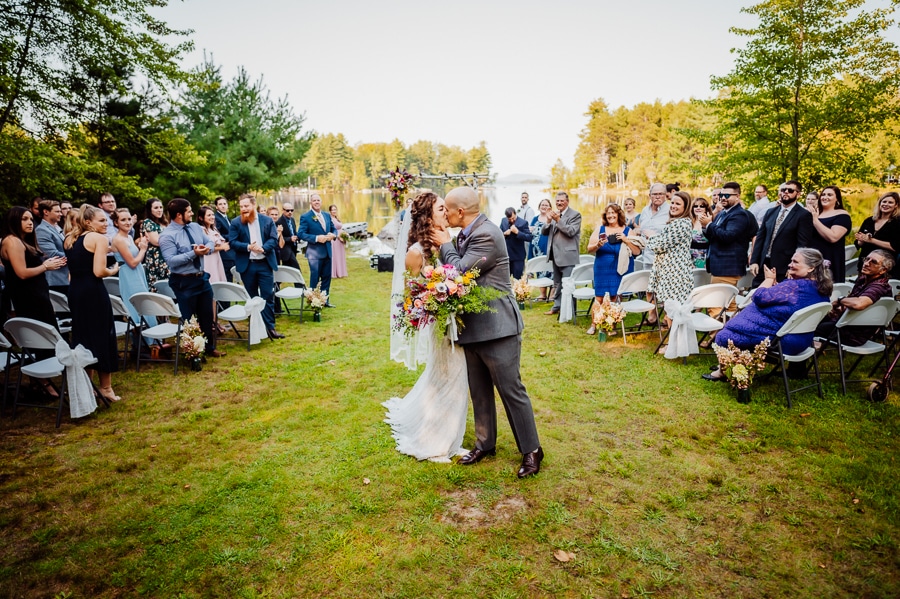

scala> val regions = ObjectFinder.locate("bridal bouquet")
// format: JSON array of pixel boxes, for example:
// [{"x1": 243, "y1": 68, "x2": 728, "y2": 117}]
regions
[
  {"x1": 592, "y1": 292, "x2": 626, "y2": 333},
  {"x1": 393, "y1": 262, "x2": 504, "y2": 339},
  {"x1": 385, "y1": 167, "x2": 417, "y2": 210},
  {"x1": 180, "y1": 316, "x2": 207, "y2": 360},
  {"x1": 712, "y1": 337, "x2": 771, "y2": 390}
]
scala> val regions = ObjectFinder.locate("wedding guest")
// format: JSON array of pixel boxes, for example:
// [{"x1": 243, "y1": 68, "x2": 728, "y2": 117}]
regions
[
  {"x1": 748, "y1": 184, "x2": 774, "y2": 226},
  {"x1": 59, "y1": 201, "x2": 74, "y2": 220},
  {"x1": 1, "y1": 206, "x2": 63, "y2": 326},
  {"x1": 638, "y1": 183, "x2": 671, "y2": 271},
  {"x1": 622, "y1": 197, "x2": 640, "y2": 228},
  {"x1": 807, "y1": 186, "x2": 852, "y2": 282},
  {"x1": 855, "y1": 192, "x2": 900, "y2": 278},
  {"x1": 64, "y1": 205, "x2": 121, "y2": 402},
  {"x1": 98, "y1": 192, "x2": 118, "y2": 244},
  {"x1": 29, "y1": 197, "x2": 43, "y2": 225},
  {"x1": 529, "y1": 198, "x2": 553, "y2": 299},
  {"x1": 110, "y1": 208, "x2": 149, "y2": 324},
  {"x1": 703, "y1": 248, "x2": 832, "y2": 383},
  {"x1": 647, "y1": 191, "x2": 693, "y2": 327},
  {"x1": 585, "y1": 203, "x2": 640, "y2": 334},
  {"x1": 276, "y1": 203, "x2": 301, "y2": 270},
  {"x1": 500, "y1": 207, "x2": 533, "y2": 279},
  {"x1": 329, "y1": 204, "x2": 348, "y2": 278},
  {"x1": 749, "y1": 180, "x2": 814, "y2": 286},
  {"x1": 214, "y1": 196, "x2": 236, "y2": 282},
  {"x1": 690, "y1": 197, "x2": 712, "y2": 268},
  {"x1": 140, "y1": 198, "x2": 170, "y2": 292},
  {"x1": 298, "y1": 193, "x2": 337, "y2": 305},
  {"x1": 35, "y1": 200, "x2": 70, "y2": 295},
  {"x1": 198, "y1": 206, "x2": 229, "y2": 283},
  {"x1": 542, "y1": 191, "x2": 582, "y2": 316}
]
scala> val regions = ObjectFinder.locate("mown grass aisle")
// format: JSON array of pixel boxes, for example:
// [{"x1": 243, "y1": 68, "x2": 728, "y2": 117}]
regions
[{"x1": 1, "y1": 254, "x2": 899, "y2": 598}]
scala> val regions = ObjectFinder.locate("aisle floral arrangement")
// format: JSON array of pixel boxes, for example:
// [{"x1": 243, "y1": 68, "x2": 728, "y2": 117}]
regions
[
  {"x1": 393, "y1": 262, "x2": 504, "y2": 339},
  {"x1": 385, "y1": 167, "x2": 417, "y2": 210},
  {"x1": 304, "y1": 283, "x2": 328, "y2": 314},
  {"x1": 712, "y1": 337, "x2": 771, "y2": 390},
  {"x1": 512, "y1": 275, "x2": 531, "y2": 303},
  {"x1": 180, "y1": 317, "x2": 206, "y2": 369},
  {"x1": 592, "y1": 292, "x2": 626, "y2": 333}
]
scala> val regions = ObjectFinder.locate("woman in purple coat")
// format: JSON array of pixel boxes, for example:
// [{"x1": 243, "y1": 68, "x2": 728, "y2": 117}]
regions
[{"x1": 703, "y1": 248, "x2": 832, "y2": 382}]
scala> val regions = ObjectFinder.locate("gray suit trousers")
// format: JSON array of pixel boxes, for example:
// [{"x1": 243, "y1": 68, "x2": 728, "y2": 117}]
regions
[
  {"x1": 551, "y1": 263, "x2": 575, "y2": 311},
  {"x1": 463, "y1": 334, "x2": 540, "y2": 455}
]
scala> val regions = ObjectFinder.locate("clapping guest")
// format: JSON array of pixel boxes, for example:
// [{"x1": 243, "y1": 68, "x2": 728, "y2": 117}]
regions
[
  {"x1": 110, "y1": 208, "x2": 149, "y2": 324},
  {"x1": 690, "y1": 197, "x2": 712, "y2": 268},
  {"x1": 140, "y1": 198, "x2": 170, "y2": 292},
  {"x1": 34, "y1": 200, "x2": 70, "y2": 295},
  {"x1": 855, "y1": 192, "x2": 900, "y2": 279},
  {"x1": 198, "y1": 206, "x2": 229, "y2": 283},
  {"x1": 500, "y1": 207, "x2": 533, "y2": 279},
  {"x1": 585, "y1": 203, "x2": 640, "y2": 335},
  {"x1": 807, "y1": 186, "x2": 852, "y2": 282},
  {"x1": 529, "y1": 199, "x2": 553, "y2": 300},
  {"x1": 541, "y1": 191, "x2": 582, "y2": 316},
  {"x1": 646, "y1": 191, "x2": 693, "y2": 327},
  {"x1": 64, "y1": 205, "x2": 121, "y2": 403},
  {"x1": 622, "y1": 197, "x2": 640, "y2": 228},
  {"x1": 329, "y1": 205, "x2": 349, "y2": 279}
]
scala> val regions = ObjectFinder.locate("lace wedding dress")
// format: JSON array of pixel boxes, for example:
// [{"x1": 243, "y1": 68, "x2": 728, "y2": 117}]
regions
[{"x1": 383, "y1": 243, "x2": 469, "y2": 462}]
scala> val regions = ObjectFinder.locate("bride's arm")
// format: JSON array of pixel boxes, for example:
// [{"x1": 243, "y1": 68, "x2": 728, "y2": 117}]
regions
[{"x1": 405, "y1": 246, "x2": 424, "y2": 276}]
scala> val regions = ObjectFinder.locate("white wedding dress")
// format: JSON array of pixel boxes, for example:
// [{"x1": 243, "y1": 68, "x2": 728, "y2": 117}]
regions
[{"x1": 384, "y1": 242, "x2": 469, "y2": 462}]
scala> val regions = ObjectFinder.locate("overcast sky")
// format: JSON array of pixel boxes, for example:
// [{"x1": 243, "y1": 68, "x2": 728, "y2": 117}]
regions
[{"x1": 156, "y1": 0, "x2": 758, "y2": 177}]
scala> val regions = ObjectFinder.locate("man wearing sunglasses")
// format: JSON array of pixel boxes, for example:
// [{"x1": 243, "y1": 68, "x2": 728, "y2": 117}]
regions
[
  {"x1": 276, "y1": 203, "x2": 301, "y2": 270},
  {"x1": 700, "y1": 182, "x2": 758, "y2": 293},
  {"x1": 749, "y1": 180, "x2": 814, "y2": 287}
]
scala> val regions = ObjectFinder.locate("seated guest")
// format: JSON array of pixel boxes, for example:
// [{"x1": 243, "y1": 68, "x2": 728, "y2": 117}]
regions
[
  {"x1": 855, "y1": 192, "x2": 900, "y2": 279},
  {"x1": 500, "y1": 207, "x2": 533, "y2": 279},
  {"x1": 703, "y1": 248, "x2": 832, "y2": 382},
  {"x1": 815, "y1": 249, "x2": 894, "y2": 346},
  {"x1": 35, "y1": 200, "x2": 70, "y2": 295}
]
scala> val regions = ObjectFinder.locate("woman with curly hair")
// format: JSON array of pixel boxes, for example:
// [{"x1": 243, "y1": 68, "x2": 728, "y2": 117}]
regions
[
  {"x1": 139, "y1": 198, "x2": 169, "y2": 292},
  {"x1": 383, "y1": 191, "x2": 469, "y2": 463}
]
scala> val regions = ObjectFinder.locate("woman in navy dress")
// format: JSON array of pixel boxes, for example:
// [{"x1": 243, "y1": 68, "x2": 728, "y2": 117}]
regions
[
  {"x1": 703, "y1": 248, "x2": 832, "y2": 382},
  {"x1": 855, "y1": 192, "x2": 900, "y2": 278},
  {"x1": 584, "y1": 204, "x2": 640, "y2": 335},
  {"x1": 807, "y1": 186, "x2": 852, "y2": 282}
]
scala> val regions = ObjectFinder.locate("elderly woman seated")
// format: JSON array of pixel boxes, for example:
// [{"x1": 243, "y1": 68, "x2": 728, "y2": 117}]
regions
[
  {"x1": 814, "y1": 249, "x2": 895, "y2": 346},
  {"x1": 702, "y1": 248, "x2": 833, "y2": 382}
]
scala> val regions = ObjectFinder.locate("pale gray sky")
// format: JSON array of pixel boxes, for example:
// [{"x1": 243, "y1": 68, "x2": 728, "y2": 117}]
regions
[{"x1": 156, "y1": 0, "x2": 756, "y2": 177}]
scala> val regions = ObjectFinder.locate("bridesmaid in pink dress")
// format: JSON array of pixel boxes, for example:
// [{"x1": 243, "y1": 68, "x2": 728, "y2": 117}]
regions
[
  {"x1": 199, "y1": 206, "x2": 229, "y2": 282},
  {"x1": 329, "y1": 204, "x2": 349, "y2": 278}
]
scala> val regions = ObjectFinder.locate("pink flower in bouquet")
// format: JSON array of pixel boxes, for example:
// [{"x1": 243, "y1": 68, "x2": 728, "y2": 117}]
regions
[
  {"x1": 446, "y1": 280, "x2": 458, "y2": 295},
  {"x1": 414, "y1": 299, "x2": 424, "y2": 308},
  {"x1": 422, "y1": 265, "x2": 434, "y2": 278}
]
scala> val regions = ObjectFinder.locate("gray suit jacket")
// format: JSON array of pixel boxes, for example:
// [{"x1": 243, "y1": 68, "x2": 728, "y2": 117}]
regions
[
  {"x1": 439, "y1": 214, "x2": 523, "y2": 345},
  {"x1": 35, "y1": 221, "x2": 69, "y2": 287},
  {"x1": 541, "y1": 208, "x2": 582, "y2": 267}
]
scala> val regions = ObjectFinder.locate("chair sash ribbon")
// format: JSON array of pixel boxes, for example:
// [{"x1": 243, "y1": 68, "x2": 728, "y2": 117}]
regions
[
  {"x1": 245, "y1": 296, "x2": 267, "y2": 345},
  {"x1": 558, "y1": 277, "x2": 576, "y2": 323},
  {"x1": 664, "y1": 299, "x2": 699, "y2": 359},
  {"x1": 55, "y1": 340, "x2": 97, "y2": 418}
]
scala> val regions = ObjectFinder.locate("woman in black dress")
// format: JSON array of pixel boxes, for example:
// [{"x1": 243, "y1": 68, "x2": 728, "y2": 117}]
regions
[
  {"x1": 807, "y1": 185, "x2": 852, "y2": 282},
  {"x1": 856, "y1": 192, "x2": 900, "y2": 279},
  {"x1": 64, "y1": 205, "x2": 121, "y2": 403}
]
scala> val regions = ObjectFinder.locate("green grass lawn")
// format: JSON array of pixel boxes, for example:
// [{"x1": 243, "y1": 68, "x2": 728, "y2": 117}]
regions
[{"x1": 1, "y1": 255, "x2": 899, "y2": 598}]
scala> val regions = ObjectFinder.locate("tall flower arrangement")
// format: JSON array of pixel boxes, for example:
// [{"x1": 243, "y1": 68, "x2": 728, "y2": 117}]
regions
[
  {"x1": 592, "y1": 293, "x2": 626, "y2": 333},
  {"x1": 712, "y1": 338, "x2": 771, "y2": 390},
  {"x1": 385, "y1": 167, "x2": 417, "y2": 210},
  {"x1": 180, "y1": 316, "x2": 207, "y2": 362}
]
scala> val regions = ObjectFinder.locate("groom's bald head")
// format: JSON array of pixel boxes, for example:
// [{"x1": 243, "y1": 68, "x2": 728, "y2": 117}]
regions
[{"x1": 444, "y1": 186, "x2": 480, "y2": 228}]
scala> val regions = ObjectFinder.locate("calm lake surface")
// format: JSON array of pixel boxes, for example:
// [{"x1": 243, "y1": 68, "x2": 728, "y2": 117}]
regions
[{"x1": 264, "y1": 185, "x2": 889, "y2": 236}]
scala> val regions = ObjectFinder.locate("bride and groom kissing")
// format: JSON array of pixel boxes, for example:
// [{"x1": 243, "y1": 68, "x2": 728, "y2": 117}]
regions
[{"x1": 383, "y1": 187, "x2": 543, "y2": 478}]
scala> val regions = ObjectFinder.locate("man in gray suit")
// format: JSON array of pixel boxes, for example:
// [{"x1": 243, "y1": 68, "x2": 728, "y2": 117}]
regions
[
  {"x1": 35, "y1": 200, "x2": 69, "y2": 294},
  {"x1": 542, "y1": 191, "x2": 582, "y2": 315},
  {"x1": 432, "y1": 187, "x2": 544, "y2": 478}
]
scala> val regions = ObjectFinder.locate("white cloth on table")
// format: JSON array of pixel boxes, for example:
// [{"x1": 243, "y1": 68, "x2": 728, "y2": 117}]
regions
[
  {"x1": 664, "y1": 299, "x2": 699, "y2": 359},
  {"x1": 55, "y1": 340, "x2": 97, "y2": 419}
]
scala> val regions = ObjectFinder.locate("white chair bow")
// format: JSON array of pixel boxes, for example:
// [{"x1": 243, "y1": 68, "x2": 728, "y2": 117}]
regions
[
  {"x1": 663, "y1": 299, "x2": 699, "y2": 359},
  {"x1": 55, "y1": 340, "x2": 97, "y2": 418},
  {"x1": 558, "y1": 277, "x2": 576, "y2": 323},
  {"x1": 245, "y1": 296, "x2": 267, "y2": 345}
]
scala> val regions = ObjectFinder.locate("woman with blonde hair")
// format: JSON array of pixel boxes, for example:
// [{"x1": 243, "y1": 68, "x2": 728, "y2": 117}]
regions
[{"x1": 855, "y1": 191, "x2": 900, "y2": 278}]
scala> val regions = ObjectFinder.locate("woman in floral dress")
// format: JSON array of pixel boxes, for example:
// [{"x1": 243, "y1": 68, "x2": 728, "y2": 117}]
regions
[{"x1": 140, "y1": 198, "x2": 169, "y2": 292}]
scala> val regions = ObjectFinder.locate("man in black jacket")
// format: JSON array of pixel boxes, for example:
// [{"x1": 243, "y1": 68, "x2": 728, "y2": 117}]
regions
[
  {"x1": 214, "y1": 196, "x2": 236, "y2": 282},
  {"x1": 276, "y1": 203, "x2": 301, "y2": 269}
]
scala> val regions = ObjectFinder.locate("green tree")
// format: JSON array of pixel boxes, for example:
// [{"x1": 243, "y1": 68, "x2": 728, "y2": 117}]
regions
[
  {"x1": 304, "y1": 133, "x2": 353, "y2": 190},
  {"x1": 465, "y1": 141, "x2": 492, "y2": 173},
  {"x1": 709, "y1": 0, "x2": 900, "y2": 185}
]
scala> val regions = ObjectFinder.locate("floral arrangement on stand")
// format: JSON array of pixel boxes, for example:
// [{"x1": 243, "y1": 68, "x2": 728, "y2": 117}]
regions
[
  {"x1": 393, "y1": 262, "x2": 504, "y2": 340},
  {"x1": 712, "y1": 338, "x2": 771, "y2": 398},
  {"x1": 180, "y1": 316, "x2": 207, "y2": 371},
  {"x1": 593, "y1": 293, "x2": 626, "y2": 338},
  {"x1": 385, "y1": 167, "x2": 417, "y2": 210},
  {"x1": 304, "y1": 283, "x2": 328, "y2": 322},
  {"x1": 512, "y1": 275, "x2": 531, "y2": 308}
]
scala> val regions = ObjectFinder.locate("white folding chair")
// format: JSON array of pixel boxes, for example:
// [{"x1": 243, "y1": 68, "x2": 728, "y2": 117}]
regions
[
  {"x1": 103, "y1": 276, "x2": 120, "y2": 297},
  {"x1": 109, "y1": 295, "x2": 135, "y2": 369},
  {"x1": 525, "y1": 256, "x2": 553, "y2": 302},
  {"x1": 48, "y1": 290, "x2": 72, "y2": 335},
  {"x1": 656, "y1": 284, "x2": 739, "y2": 355},
  {"x1": 4, "y1": 318, "x2": 98, "y2": 427},
  {"x1": 153, "y1": 279, "x2": 177, "y2": 300},
  {"x1": 767, "y1": 302, "x2": 833, "y2": 408},
  {"x1": 129, "y1": 292, "x2": 183, "y2": 374},
  {"x1": 230, "y1": 266, "x2": 242, "y2": 286},
  {"x1": 825, "y1": 297, "x2": 900, "y2": 394},
  {"x1": 0, "y1": 331, "x2": 21, "y2": 415},
  {"x1": 579, "y1": 254, "x2": 594, "y2": 265},
  {"x1": 616, "y1": 270, "x2": 661, "y2": 344},
  {"x1": 567, "y1": 263, "x2": 595, "y2": 325},
  {"x1": 889, "y1": 279, "x2": 900, "y2": 299},
  {"x1": 845, "y1": 257, "x2": 859, "y2": 280},
  {"x1": 273, "y1": 266, "x2": 307, "y2": 320},
  {"x1": 845, "y1": 245, "x2": 858, "y2": 261},
  {"x1": 830, "y1": 282, "x2": 854, "y2": 302},
  {"x1": 212, "y1": 282, "x2": 263, "y2": 349},
  {"x1": 692, "y1": 268, "x2": 712, "y2": 288},
  {"x1": 735, "y1": 269, "x2": 754, "y2": 291}
]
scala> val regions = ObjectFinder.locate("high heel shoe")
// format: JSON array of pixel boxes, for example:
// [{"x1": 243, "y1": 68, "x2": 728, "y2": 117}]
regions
[
  {"x1": 39, "y1": 380, "x2": 59, "y2": 399},
  {"x1": 98, "y1": 387, "x2": 122, "y2": 402}
]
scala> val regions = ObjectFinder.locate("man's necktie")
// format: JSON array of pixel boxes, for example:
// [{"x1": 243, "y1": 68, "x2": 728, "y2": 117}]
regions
[
  {"x1": 457, "y1": 231, "x2": 466, "y2": 250},
  {"x1": 766, "y1": 207, "x2": 788, "y2": 258},
  {"x1": 183, "y1": 224, "x2": 202, "y2": 272}
]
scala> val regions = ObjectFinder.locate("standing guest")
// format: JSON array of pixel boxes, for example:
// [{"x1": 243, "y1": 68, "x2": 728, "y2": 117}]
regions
[
  {"x1": 29, "y1": 197, "x2": 43, "y2": 225},
  {"x1": 622, "y1": 197, "x2": 640, "y2": 228},
  {"x1": 1, "y1": 206, "x2": 64, "y2": 325},
  {"x1": 35, "y1": 200, "x2": 70, "y2": 295},
  {"x1": 229, "y1": 194, "x2": 283, "y2": 339},
  {"x1": 277, "y1": 203, "x2": 301, "y2": 270},
  {"x1": 666, "y1": 183, "x2": 680, "y2": 201},
  {"x1": 59, "y1": 201, "x2": 73, "y2": 220},
  {"x1": 748, "y1": 184, "x2": 774, "y2": 226},
  {"x1": 98, "y1": 192, "x2": 118, "y2": 245},
  {"x1": 159, "y1": 199, "x2": 225, "y2": 358},
  {"x1": 63, "y1": 205, "x2": 121, "y2": 402},
  {"x1": 701, "y1": 181, "x2": 758, "y2": 290},
  {"x1": 529, "y1": 198, "x2": 553, "y2": 299},
  {"x1": 585, "y1": 203, "x2": 640, "y2": 334},
  {"x1": 110, "y1": 208, "x2": 149, "y2": 324},
  {"x1": 703, "y1": 249, "x2": 832, "y2": 384},
  {"x1": 198, "y1": 206, "x2": 229, "y2": 283},
  {"x1": 690, "y1": 197, "x2": 712, "y2": 268},
  {"x1": 541, "y1": 191, "x2": 582, "y2": 316},
  {"x1": 329, "y1": 205, "x2": 349, "y2": 279},
  {"x1": 647, "y1": 191, "x2": 694, "y2": 327},
  {"x1": 855, "y1": 192, "x2": 900, "y2": 279},
  {"x1": 805, "y1": 191, "x2": 819, "y2": 207},
  {"x1": 298, "y1": 193, "x2": 337, "y2": 305},
  {"x1": 637, "y1": 183, "x2": 671, "y2": 271},
  {"x1": 214, "y1": 196, "x2": 236, "y2": 282},
  {"x1": 140, "y1": 198, "x2": 170, "y2": 292},
  {"x1": 807, "y1": 186, "x2": 852, "y2": 282},
  {"x1": 749, "y1": 180, "x2": 814, "y2": 286},
  {"x1": 516, "y1": 191, "x2": 535, "y2": 224},
  {"x1": 500, "y1": 207, "x2": 533, "y2": 279}
]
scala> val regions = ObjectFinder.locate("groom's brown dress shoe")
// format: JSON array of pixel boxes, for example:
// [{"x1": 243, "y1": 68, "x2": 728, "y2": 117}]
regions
[
  {"x1": 517, "y1": 447, "x2": 544, "y2": 478},
  {"x1": 458, "y1": 447, "x2": 496, "y2": 465}
]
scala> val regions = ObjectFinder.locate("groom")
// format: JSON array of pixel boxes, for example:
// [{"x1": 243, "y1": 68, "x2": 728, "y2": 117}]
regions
[{"x1": 431, "y1": 187, "x2": 544, "y2": 478}]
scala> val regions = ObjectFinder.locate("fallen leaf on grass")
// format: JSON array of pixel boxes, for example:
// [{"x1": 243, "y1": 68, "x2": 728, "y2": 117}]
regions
[
  {"x1": 852, "y1": 498, "x2": 860, "y2": 504},
  {"x1": 183, "y1": 484, "x2": 191, "y2": 490},
  {"x1": 539, "y1": 352, "x2": 546, "y2": 357},
  {"x1": 553, "y1": 549, "x2": 575, "y2": 562},
  {"x1": 327, "y1": 360, "x2": 336, "y2": 366},
  {"x1": 363, "y1": 478, "x2": 371, "y2": 485},
  {"x1": 150, "y1": 445, "x2": 157, "y2": 448},
  {"x1": 819, "y1": 563, "x2": 826, "y2": 569},
  {"x1": 800, "y1": 413, "x2": 811, "y2": 417}
]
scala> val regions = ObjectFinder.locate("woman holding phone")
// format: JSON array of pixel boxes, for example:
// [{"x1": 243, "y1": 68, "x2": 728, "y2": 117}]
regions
[{"x1": 584, "y1": 204, "x2": 640, "y2": 335}]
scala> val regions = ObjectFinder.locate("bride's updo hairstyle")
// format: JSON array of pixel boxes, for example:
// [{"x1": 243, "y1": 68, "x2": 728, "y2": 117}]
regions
[{"x1": 408, "y1": 191, "x2": 440, "y2": 263}]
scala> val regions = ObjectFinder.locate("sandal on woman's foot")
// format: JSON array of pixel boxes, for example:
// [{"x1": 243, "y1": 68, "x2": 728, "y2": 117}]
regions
[
  {"x1": 98, "y1": 387, "x2": 121, "y2": 402},
  {"x1": 586, "y1": 325, "x2": 597, "y2": 335},
  {"x1": 39, "y1": 380, "x2": 59, "y2": 399}
]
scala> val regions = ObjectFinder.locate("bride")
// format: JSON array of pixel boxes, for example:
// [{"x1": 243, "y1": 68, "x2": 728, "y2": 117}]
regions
[{"x1": 383, "y1": 191, "x2": 469, "y2": 462}]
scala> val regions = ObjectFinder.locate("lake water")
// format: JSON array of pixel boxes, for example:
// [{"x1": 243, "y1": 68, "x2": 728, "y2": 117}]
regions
[{"x1": 264, "y1": 185, "x2": 887, "y2": 236}]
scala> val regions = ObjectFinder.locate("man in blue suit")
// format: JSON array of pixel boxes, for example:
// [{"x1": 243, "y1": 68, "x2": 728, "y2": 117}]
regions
[
  {"x1": 500, "y1": 207, "x2": 533, "y2": 279},
  {"x1": 228, "y1": 194, "x2": 284, "y2": 339},
  {"x1": 298, "y1": 193, "x2": 336, "y2": 306}
]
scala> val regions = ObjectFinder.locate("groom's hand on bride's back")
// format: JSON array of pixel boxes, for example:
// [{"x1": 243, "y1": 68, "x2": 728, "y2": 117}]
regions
[{"x1": 430, "y1": 229, "x2": 451, "y2": 246}]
